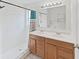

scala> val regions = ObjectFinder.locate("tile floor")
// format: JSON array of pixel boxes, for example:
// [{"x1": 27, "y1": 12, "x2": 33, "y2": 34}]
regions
[{"x1": 21, "y1": 54, "x2": 42, "y2": 59}]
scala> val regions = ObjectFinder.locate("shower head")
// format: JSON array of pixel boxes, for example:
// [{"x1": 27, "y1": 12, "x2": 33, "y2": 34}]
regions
[{"x1": 0, "y1": 6, "x2": 5, "y2": 8}]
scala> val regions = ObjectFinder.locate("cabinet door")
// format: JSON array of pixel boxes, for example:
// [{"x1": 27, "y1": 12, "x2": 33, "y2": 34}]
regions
[
  {"x1": 58, "y1": 47, "x2": 74, "y2": 59},
  {"x1": 45, "y1": 43, "x2": 57, "y2": 59},
  {"x1": 36, "y1": 39, "x2": 45, "y2": 58},
  {"x1": 30, "y1": 38, "x2": 36, "y2": 54}
]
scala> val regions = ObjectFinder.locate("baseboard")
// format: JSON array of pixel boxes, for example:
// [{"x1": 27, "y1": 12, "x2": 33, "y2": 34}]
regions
[{"x1": 16, "y1": 49, "x2": 31, "y2": 59}]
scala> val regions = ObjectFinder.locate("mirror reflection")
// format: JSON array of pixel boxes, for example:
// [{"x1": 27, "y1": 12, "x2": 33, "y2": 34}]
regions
[{"x1": 30, "y1": 0, "x2": 71, "y2": 34}]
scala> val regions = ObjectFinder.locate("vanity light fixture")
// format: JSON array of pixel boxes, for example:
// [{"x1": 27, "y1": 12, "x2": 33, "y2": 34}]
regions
[{"x1": 41, "y1": 1, "x2": 63, "y2": 8}]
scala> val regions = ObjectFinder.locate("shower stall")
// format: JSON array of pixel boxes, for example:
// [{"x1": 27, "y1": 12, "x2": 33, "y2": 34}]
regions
[{"x1": 0, "y1": 1, "x2": 31, "y2": 59}]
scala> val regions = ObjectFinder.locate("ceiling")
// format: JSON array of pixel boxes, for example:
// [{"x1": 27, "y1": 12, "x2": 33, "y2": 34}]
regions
[{"x1": 2, "y1": 0, "x2": 43, "y2": 4}]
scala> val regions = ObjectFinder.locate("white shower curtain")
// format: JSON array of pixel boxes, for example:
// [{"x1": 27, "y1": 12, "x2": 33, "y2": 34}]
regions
[{"x1": 0, "y1": 2, "x2": 30, "y2": 59}]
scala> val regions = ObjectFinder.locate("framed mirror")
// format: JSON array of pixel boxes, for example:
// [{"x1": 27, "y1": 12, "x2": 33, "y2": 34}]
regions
[
  {"x1": 46, "y1": 5, "x2": 66, "y2": 33},
  {"x1": 37, "y1": 0, "x2": 71, "y2": 34}
]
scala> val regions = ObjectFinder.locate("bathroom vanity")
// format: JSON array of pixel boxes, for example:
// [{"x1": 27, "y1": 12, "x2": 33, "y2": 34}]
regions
[
  {"x1": 29, "y1": 0, "x2": 79, "y2": 59},
  {"x1": 29, "y1": 32, "x2": 74, "y2": 59}
]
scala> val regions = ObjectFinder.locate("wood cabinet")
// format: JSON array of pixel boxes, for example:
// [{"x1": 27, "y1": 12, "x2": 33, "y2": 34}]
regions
[
  {"x1": 29, "y1": 34, "x2": 74, "y2": 59},
  {"x1": 29, "y1": 38, "x2": 36, "y2": 54},
  {"x1": 57, "y1": 47, "x2": 74, "y2": 59},
  {"x1": 29, "y1": 34, "x2": 45, "y2": 59},
  {"x1": 45, "y1": 43, "x2": 57, "y2": 59},
  {"x1": 45, "y1": 38, "x2": 74, "y2": 59},
  {"x1": 36, "y1": 38, "x2": 45, "y2": 58}
]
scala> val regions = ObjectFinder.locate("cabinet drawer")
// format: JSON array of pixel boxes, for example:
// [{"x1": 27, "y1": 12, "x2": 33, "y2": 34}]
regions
[
  {"x1": 46, "y1": 38, "x2": 74, "y2": 49},
  {"x1": 58, "y1": 47, "x2": 74, "y2": 59}
]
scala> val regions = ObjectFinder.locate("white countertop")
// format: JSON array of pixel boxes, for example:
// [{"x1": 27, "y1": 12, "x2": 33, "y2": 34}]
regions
[{"x1": 30, "y1": 30, "x2": 76, "y2": 45}]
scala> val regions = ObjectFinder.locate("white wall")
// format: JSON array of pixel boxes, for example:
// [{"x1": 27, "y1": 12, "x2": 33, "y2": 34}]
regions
[
  {"x1": 78, "y1": 0, "x2": 79, "y2": 46},
  {"x1": 77, "y1": 0, "x2": 79, "y2": 59},
  {"x1": 0, "y1": 2, "x2": 30, "y2": 59},
  {"x1": 0, "y1": 11, "x2": 2, "y2": 59}
]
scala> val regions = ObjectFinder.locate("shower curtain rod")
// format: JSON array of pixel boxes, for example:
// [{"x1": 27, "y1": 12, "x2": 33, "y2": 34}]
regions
[
  {"x1": 0, "y1": 0, "x2": 46, "y2": 15},
  {"x1": 0, "y1": 0, "x2": 31, "y2": 10}
]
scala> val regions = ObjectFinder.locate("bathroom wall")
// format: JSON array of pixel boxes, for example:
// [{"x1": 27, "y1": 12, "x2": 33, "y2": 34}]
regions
[
  {"x1": 0, "y1": 13, "x2": 2, "y2": 59},
  {"x1": 0, "y1": 2, "x2": 30, "y2": 59},
  {"x1": 77, "y1": 0, "x2": 79, "y2": 59},
  {"x1": 78, "y1": 0, "x2": 79, "y2": 47}
]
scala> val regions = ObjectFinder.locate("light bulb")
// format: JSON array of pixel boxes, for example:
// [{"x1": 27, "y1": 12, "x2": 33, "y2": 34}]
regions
[
  {"x1": 47, "y1": 3, "x2": 49, "y2": 6},
  {"x1": 58, "y1": 2, "x2": 62, "y2": 4},
  {"x1": 51, "y1": 2, "x2": 56, "y2": 6},
  {"x1": 54, "y1": 2, "x2": 56, "y2": 6},
  {"x1": 43, "y1": 4, "x2": 46, "y2": 7},
  {"x1": 49, "y1": 2, "x2": 52, "y2": 6}
]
